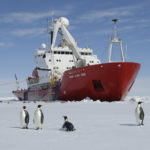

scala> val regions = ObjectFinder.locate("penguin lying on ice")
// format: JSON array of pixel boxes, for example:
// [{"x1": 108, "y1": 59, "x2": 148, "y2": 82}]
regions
[
  {"x1": 135, "y1": 101, "x2": 144, "y2": 126},
  {"x1": 33, "y1": 105, "x2": 44, "y2": 130},
  {"x1": 20, "y1": 106, "x2": 29, "y2": 129},
  {"x1": 62, "y1": 116, "x2": 75, "y2": 131}
]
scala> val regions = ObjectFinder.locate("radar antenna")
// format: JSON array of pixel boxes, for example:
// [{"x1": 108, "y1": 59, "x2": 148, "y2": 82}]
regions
[
  {"x1": 112, "y1": 19, "x2": 118, "y2": 40},
  {"x1": 108, "y1": 19, "x2": 125, "y2": 62}
]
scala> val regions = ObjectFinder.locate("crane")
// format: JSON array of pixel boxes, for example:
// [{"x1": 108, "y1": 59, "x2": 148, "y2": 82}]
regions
[{"x1": 50, "y1": 17, "x2": 86, "y2": 67}]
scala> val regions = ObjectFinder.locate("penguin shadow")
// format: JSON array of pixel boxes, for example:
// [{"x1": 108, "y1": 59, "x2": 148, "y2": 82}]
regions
[
  {"x1": 58, "y1": 128, "x2": 76, "y2": 132},
  {"x1": 59, "y1": 128, "x2": 66, "y2": 132},
  {"x1": 10, "y1": 126, "x2": 38, "y2": 130},
  {"x1": 48, "y1": 127, "x2": 67, "y2": 132},
  {"x1": 11, "y1": 126, "x2": 23, "y2": 130},
  {"x1": 119, "y1": 123, "x2": 139, "y2": 127}
]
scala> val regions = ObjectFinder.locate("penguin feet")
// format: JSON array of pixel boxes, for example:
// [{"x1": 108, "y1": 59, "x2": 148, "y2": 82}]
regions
[
  {"x1": 138, "y1": 123, "x2": 144, "y2": 126},
  {"x1": 22, "y1": 126, "x2": 28, "y2": 129},
  {"x1": 36, "y1": 127, "x2": 42, "y2": 130}
]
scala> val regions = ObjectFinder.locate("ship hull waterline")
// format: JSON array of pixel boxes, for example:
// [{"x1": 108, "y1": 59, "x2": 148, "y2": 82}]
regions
[{"x1": 12, "y1": 62, "x2": 140, "y2": 102}]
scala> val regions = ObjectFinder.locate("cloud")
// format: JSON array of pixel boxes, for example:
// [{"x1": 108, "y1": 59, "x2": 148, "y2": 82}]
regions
[
  {"x1": 79, "y1": 10, "x2": 130, "y2": 22},
  {"x1": 0, "y1": 9, "x2": 70, "y2": 24},
  {"x1": 81, "y1": 24, "x2": 136, "y2": 37},
  {"x1": 1, "y1": 12, "x2": 49, "y2": 23},
  {"x1": 0, "y1": 42, "x2": 5, "y2": 46},
  {"x1": 0, "y1": 7, "x2": 73, "y2": 39},
  {"x1": 133, "y1": 38, "x2": 150, "y2": 44},
  {"x1": 144, "y1": 39, "x2": 150, "y2": 42},
  {"x1": 11, "y1": 28, "x2": 45, "y2": 37},
  {"x1": 77, "y1": 4, "x2": 142, "y2": 23},
  {"x1": 0, "y1": 42, "x2": 14, "y2": 47}
]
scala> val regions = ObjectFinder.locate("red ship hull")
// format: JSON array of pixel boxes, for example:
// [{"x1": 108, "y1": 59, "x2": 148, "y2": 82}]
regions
[
  {"x1": 60, "y1": 62, "x2": 140, "y2": 101},
  {"x1": 12, "y1": 62, "x2": 140, "y2": 102}
]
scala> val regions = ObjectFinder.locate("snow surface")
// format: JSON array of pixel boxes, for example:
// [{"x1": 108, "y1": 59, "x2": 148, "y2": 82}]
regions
[{"x1": 0, "y1": 97, "x2": 150, "y2": 150}]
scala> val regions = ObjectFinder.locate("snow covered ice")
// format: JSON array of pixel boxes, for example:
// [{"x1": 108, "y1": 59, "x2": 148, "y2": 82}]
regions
[{"x1": 0, "y1": 97, "x2": 150, "y2": 150}]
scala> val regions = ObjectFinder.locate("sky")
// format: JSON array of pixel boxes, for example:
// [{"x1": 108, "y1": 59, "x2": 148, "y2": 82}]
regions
[{"x1": 0, "y1": 0, "x2": 150, "y2": 97}]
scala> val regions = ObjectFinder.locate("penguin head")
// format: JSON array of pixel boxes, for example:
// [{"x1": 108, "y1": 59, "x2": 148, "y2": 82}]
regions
[
  {"x1": 37, "y1": 105, "x2": 42, "y2": 108},
  {"x1": 138, "y1": 101, "x2": 143, "y2": 105},
  {"x1": 63, "y1": 116, "x2": 68, "y2": 121},
  {"x1": 23, "y1": 106, "x2": 26, "y2": 110}
]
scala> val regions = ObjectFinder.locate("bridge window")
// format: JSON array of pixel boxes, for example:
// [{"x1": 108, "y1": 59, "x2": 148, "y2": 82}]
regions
[
  {"x1": 53, "y1": 51, "x2": 73, "y2": 55},
  {"x1": 81, "y1": 52, "x2": 92, "y2": 55},
  {"x1": 67, "y1": 67, "x2": 72, "y2": 69},
  {"x1": 56, "y1": 59, "x2": 61, "y2": 62},
  {"x1": 53, "y1": 66, "x2": 59, "y2": 69},
  {"x1": 69, "y1": 60, "x2": 74, "y2": 62}
]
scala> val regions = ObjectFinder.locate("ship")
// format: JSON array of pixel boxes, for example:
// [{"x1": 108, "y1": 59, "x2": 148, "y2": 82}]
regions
[{"x1": 12, "y1": 17, "x2": 140, "y2": 102}]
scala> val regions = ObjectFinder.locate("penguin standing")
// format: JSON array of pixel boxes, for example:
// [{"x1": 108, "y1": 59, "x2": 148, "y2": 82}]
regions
[
  {"x1": 33, "y1": 105, "x2": 44, "y2": 130},
  {"x1": 135, "y1": 101, "x2": 144, "y2": 126},
  {"x1": 62, "y1": 116, "x2": 75, "y2": 131},
  {"x1": 20, "y1": 106, "x2": 29, "y2": 129}
]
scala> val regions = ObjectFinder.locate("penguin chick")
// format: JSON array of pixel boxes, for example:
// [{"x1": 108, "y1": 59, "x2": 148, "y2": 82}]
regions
[
  {"x1": 33, "y1": 105, "x2": 44, "y2": 130},
  {"x1": 20, "y1": 106, "x2": 29, "y2": 129},
  {"x1": 135, "y1": 101, "x2": 144, "y2": 126},
  {"x1": 62, "y1": 116, "x2": 75, "y2": 131}
]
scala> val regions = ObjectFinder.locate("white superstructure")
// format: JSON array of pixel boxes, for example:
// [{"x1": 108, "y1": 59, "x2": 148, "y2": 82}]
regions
[{"x1": 27, "y1": 17, "x2": 101, "y2": 87}]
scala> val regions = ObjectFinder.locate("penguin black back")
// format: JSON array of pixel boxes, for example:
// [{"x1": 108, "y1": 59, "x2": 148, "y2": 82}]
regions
[
  {"x1": 62, "y1": 121, "x2": 74, "y2": 131},
  {"x1": 40, "y1": 109, "x2": 44, "y2": 124},
  {"x1": 62, "y1": 116, "x2": 75, "y2": 131},
  {"x1": 139, "y1": 107, "x2": 144, "y2": 123},
  {"x1": 25, "y1": 110, "x2": 29, "y2": 124}
]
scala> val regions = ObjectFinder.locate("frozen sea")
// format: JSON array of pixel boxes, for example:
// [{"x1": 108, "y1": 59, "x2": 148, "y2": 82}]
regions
[{"x1": 0, "y1": 96, "x2": 150, "y2": 150}]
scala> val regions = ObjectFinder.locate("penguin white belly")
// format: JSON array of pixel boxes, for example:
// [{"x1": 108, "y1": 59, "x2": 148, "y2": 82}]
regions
[
  {"x1": 34, "y1": 110, "x2": 42, "y2": 128},
  {"x1": 20, "y1": 110, "x2": 26, "y2": 128},
  {"x1": 135, "y1": 107, "x2": 142, "y2": 125}
]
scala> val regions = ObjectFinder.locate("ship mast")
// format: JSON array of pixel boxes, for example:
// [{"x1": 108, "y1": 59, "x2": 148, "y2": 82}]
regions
[
  {"x1": 108, "y1": 19, "x2": 125, "y2": 62},
  {"x1": 14, "y1": 74, "x2": 20, "y2": 90}
]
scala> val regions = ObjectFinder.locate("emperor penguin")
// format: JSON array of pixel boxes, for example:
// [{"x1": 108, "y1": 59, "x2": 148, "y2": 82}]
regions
[
  {"x1": 20, "y1": 106, "x2": 29, "y2": 129},
  {"x1": 62, "y1": 116, "x2": 75, "y2": 131},
  {"x1": 135, "y1": 101, "x2": 144, "y2": 126},
  {"x1": 33, "y1": 105, "x2": 44, "y2": 130}
]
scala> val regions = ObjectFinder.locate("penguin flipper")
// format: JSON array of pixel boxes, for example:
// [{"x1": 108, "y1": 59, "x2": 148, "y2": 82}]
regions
[
  {"x1": 41, "y1": 110, "x2": 44, "y2": 124},
  {"x1": 25, "y1": 111, "x2": 29, "y2": 124},
  {"x1": 140, "y1": 107, "x2": 144, "y2": 120}
]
